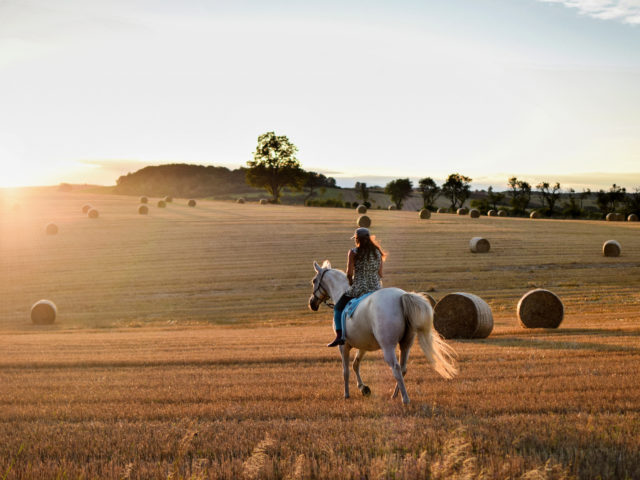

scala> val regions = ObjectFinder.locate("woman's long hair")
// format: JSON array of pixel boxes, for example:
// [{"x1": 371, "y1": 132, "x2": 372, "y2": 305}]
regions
[{"x1": 355, "y1": 234, "x2": 387, "y2": 262}]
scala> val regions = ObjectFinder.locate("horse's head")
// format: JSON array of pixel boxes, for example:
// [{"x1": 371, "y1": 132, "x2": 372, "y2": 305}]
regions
[{"x1": 309, "y1": 260, "x2": 332, "y2": 311}]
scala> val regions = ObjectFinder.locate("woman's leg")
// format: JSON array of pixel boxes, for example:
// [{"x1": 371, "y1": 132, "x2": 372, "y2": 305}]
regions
[
  {"x1": 333, "y1": 294, "x2": 352, "y2": 330},
  {"x1": 328, "y1": 295, "x2": 352, "y2": 347}
]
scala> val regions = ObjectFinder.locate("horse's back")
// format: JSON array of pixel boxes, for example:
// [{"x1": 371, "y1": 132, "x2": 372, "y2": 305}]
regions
[
  {"x1": 347, "y1": 287, "x2": 409, "y2": 350},
  {"x1": 368, "y1": 287, "x2": 405, "y2": 301}
]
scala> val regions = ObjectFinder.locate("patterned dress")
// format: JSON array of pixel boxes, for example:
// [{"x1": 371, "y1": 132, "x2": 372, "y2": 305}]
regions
[{"x1": 345, "y1": 248, "x2": 382, "y2": 297}]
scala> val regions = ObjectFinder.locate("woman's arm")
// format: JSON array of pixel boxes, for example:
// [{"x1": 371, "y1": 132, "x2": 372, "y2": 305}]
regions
[{"x1": 346, "y1": 249, "x2": 355, "y2": 285}]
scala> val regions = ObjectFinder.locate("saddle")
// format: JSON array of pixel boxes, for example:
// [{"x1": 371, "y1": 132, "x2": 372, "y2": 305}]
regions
[{"x1": 341, "y1": 291, "x2": 376, "y2": 338}]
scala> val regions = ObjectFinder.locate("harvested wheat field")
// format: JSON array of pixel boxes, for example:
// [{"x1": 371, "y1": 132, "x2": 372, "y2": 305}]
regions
[{"x1": 1, "y1": 187, "x2": 640, "y2": 479}]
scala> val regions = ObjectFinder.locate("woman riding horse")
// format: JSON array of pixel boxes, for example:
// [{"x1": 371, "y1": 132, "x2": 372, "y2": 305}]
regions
[{"x1": 328, "y1": 227, "x2": 386, "y2": 347}]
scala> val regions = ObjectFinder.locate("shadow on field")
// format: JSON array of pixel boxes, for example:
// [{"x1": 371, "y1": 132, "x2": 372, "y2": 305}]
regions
[
  {"x1": 529, "y1": 327, "x2": 640, "y2": 337},
  {"x1": 492, "y1": 327, "x2": 640, "y2": 337},
  {"x1": 465, "y1": 336, "x2": 640, "y2": 353}
]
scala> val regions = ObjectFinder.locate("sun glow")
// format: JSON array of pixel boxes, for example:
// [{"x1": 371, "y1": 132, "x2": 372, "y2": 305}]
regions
[
  {"x1": 0, "y1": 164, "x2": 37, "y2": 188},
  {"x1": 0, "y1": 156, "x2": 80, "y2": 188}
]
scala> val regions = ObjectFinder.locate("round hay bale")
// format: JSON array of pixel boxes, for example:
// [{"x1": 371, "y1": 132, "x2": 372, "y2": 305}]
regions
[
  {"x1": 157, "y1": 200, "x2": 166, "y2": 208},
  {"x1": 31, "y1": 299, "x2": 57, "y2": 325},
  {"x1": 517, "y1": 289, "x2": 564, "y2": 328},
  {"x1": 236, "y1": 198, "x2": 245, "y2": 204},
  {"x1": 87, "y1": 208, "x2": 99, "y2": 219},
  {"x1": 81, "y1": 204, "x2": 92, "y2": 214},
  {"x1": 418, "y1": 292, "x2": 437, "y2": 308},
  {"x1": 605, "y1": 212, "x2": 615, "y2": 221},
  {"x1": 357, "y1": 215, "x2": 371, "y2": 228},
  {"x1": 188, "y1": 199, "x2": 196, "y2": 207},
  {"x1": 259, "y1": 199, "x2": 268, "y2": 205},
  {"x1": 530, "y1": 210, "x2": 542, "y2": 219},
  {"x1": 356, "y1": 205, "x2": 367, "y2": 214},
  {"x1": 139, "y1": 196, "x2": 148, "y2": 204},
  {"x1": 469, "y1": 209, "x2": 480, "y2": 218},
  {"x1": 603, "y1": 239, "x2": 621, "y2": 257},
  {"x1": 163, "y1": 196, "x2": 173, "y2": 203},
  {"x1": 456, "y1": 207, "x2": 469, "y2": 215},
  {"x1": 437, "y1": 207, "x2": 447, "y2": 214},
  {"x1": 138, "y1": 204, "x2": 149, "y2": 215},
  {"x1": 469, "y1": 237, "x2": 490, "y2": 253},
  {"x1": 628, "y1": 213, "x2": 638, "y2": 222},
  {"x1": 497, "y1": 209, "x2": 508, "y2": 217},
  {"x1": 487, "y1": 209, "x2": 497, "y2": 217},
  {"x1": 433, "y1": 293, "x2": 493, "y2": 339},
  {"x1": 388, "y1": 205, "x2": 397, "y2": 211},
  {"x1": 45, "y1": 223, "x2": 58, "y2": 235},
  {"x1": 419, "y1": 209, "x2": 431, "y2": 220}
]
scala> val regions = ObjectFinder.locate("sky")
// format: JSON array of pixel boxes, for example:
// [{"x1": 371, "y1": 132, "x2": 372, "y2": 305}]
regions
[{"x1": 0, "y1": 0, "x2": 639, "y2": 190}]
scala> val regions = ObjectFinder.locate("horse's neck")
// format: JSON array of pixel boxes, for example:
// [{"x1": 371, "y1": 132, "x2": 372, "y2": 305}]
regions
[{"x1": 327, "y1": 270, "x2": 349, "y2": 301}]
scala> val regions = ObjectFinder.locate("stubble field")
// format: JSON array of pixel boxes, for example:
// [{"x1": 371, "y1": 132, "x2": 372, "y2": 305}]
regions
[{"x1": 1, "y1": 187, "x2": 639, "y2": 479}]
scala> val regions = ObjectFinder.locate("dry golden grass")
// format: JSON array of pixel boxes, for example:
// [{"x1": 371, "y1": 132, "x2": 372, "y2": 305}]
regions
[{"x1": 1, "y1": 187, "x2": 639, "y2": 479}]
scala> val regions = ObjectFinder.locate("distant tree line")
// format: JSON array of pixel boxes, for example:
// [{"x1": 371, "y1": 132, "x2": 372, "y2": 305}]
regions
[
  {"x1": 116, "y1": 132, "x2": 640, "y2": 220},
  {"x1": 381, "y1": 174, "x2": 473, "y2": 211},
  {"x1": 374, "y1": 173, "x2": 640, "y2": 219},
  {"x1": 469, "y1": 177, "x2": 640, "y2": 219}
]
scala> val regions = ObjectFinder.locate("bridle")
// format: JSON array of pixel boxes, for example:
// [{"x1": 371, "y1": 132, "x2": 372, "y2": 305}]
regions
[{"x1": 311, "y1": 269, "x2": 335, "y2": 309}]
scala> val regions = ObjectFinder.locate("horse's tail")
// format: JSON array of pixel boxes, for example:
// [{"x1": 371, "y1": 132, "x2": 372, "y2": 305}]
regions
[{"x1": 401, "y1": 292, "x2": 458, "y2": 379}]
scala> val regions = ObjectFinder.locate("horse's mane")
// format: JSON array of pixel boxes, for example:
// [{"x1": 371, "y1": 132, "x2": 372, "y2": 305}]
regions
[{"x1": 320, "y1": 260, "x2": 347, "y2": 279}]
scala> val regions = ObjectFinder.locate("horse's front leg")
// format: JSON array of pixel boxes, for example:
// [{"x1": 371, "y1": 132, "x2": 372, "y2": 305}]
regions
[
  {"x1": 339, "y1": 344, "x2": 352, "y2": 399},
  {"x1": 353, "y1": 349, "x2": 371, "y2": 396}
]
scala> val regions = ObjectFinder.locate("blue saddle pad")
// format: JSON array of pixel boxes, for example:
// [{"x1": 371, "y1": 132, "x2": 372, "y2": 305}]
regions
[{"x1": 341, "y1": 291, "x2": 375, "y2": 332}]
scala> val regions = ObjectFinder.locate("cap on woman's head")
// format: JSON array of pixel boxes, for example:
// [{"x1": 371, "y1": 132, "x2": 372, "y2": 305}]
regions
[{"x1": 352, "y1": 227, "x2": 370, "y2": 239}]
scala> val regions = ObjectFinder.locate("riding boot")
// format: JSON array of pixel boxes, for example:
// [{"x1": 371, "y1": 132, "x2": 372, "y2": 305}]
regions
[{"x1": 327, "y1": 330, "x2": 345, "y2": 347}]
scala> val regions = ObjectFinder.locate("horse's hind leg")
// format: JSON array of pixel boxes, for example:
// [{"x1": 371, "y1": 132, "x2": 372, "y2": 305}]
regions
[
  {"x1": 392, "y1": 344, "x2": 411, "y2": 399},
  {"x1": 393, "y1": 332, "x2": 415, "y2": 399},
  {"x1": 353, "y1": 350, "x2": 370, "y2": 396},
  {"x1": 382, "y1": 346, "x2": 410, "y2": 404},
  {"x1": 340, "y1": 344, "x2": 352, "y2": 399}
]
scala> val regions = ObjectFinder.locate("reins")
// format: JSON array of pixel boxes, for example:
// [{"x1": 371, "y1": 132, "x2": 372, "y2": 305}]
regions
[{"x1": 313, "y1": 269, "x2": 335, "y2": 309}]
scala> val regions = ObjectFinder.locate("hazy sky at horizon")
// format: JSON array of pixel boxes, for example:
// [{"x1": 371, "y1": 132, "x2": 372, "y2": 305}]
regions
[{"x1": 1, "y1": 0, "x2": 639, "y2": 190}]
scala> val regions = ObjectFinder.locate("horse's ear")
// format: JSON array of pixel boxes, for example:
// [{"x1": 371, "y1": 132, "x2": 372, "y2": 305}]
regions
[
  {"x1": 313, "y1": 261, "x2": 321, "y2": 272},
  {"x1": 322, "y1": 260, "x2": 332, "y2": 269}
]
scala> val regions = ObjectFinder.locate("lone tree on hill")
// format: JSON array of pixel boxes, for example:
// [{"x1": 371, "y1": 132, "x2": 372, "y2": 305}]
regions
[
  {"x1": 246, "y1": 132, "x2": 305, "y2": 203},
  {"x1": 441, "y1": 173, "x2": 472, "y2": 210},
  {"x1": 537, "y1": 181, "x2": 562, "y2": 216},
  {"x1": 385, "y1": 178, "x2": 413, "y2": 210},
  {"x1": 417, "y1": 177, "x2": 440, "y2": 210},
  {"x1": 508, "y1": 176, "x2": 531, "y2": 215}
]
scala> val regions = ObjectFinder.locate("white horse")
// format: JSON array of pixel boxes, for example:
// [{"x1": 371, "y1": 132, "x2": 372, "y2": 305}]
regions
[{"x1": 309, "y1": 260, "x2": 457, "y2": 404}]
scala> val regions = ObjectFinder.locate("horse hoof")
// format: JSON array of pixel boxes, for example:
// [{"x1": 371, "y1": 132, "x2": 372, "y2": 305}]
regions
[{"x1": 361, "y1": 385, "x2": 371, "y2": 397}]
